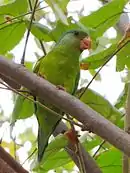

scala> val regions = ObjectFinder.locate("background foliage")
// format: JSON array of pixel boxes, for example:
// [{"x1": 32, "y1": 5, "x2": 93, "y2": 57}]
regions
[{"x1": 0, "y1": 0, "x2": 130, "y2": 172}]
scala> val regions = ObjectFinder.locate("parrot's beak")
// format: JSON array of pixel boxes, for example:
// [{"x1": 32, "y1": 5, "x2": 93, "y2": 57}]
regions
[{"x1": 80, "y1": 37, "x2": 91, "y2": 51}]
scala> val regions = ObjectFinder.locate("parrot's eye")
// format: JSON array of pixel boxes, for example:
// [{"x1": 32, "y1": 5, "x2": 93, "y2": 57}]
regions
[{"x1": 74, "y1": 31, "x2": 79, "y2": 36}]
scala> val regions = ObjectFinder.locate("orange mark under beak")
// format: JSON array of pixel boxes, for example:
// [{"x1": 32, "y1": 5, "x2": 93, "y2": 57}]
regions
[{"x1": 80, "y1": 37, "x2": 92, "y2": 51}]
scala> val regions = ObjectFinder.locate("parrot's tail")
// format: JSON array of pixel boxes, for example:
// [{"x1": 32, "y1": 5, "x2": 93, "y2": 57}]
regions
[{"x1": 37, "y1": 117, "x2": 61, "y2": 162}]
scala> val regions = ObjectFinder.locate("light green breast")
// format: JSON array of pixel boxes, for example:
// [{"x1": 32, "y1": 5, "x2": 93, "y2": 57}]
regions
[{"x1": 38, "y1": 47, "x2": 80, "y2": 94}]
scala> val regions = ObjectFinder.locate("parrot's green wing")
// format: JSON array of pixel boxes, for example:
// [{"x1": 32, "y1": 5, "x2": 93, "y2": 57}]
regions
[
  {"x1": 36, "y1": 101, "x2": 62, "y2": 161},
  {"x1": 72, "y1": 72, "x2": 80, "y2": 96},
  {"x1": 33, "y1": 57, "x2": 43, "y2": 73},
  {"x1": 35, "y1": 30, "x2": 89, "y2": 161}
]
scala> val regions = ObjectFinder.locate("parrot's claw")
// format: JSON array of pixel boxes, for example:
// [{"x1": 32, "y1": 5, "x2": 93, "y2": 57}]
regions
[
  {"x1": 38, "y1": 72, "x2": 47, "y2": 79},
  {"x1": 81, "y1": 124, "x2": 93, "y2": 133},
  {"x1": 56, "y1": 85, "x2": 66, "y2": 91}
]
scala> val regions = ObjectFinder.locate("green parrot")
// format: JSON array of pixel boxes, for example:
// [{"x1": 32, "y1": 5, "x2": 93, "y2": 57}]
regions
[{"x1": 34, "y1": 30, "x2": 91, "y2": 162}]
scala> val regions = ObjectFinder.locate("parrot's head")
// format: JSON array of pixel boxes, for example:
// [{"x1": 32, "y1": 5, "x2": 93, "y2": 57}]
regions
[{"x1": 56, "y1": 30, "x2": 91, "y2": 52}]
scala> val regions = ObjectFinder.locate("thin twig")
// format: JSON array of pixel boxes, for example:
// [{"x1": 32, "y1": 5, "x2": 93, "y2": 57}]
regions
[
  {"x1": 21, "y1": 0, "x2": 39, "y2": 65},
  {"x1": 0, "y1": 21, "x2": 23, "y2": 31},
  {"x1": 28, "y1": 0, "x2": 47, "y2": 55},
  {"x1": 0, "y1": 83, "x2": 29, "y2": 94},
  {"x1": 93, "y1": 140, "x2": 106, "y2": 158},
  {"x1": 28, "y1": 0, "x2": 33, "y2": 10},
  {"x1": 22, "y1": 148, "x2": 37, "y2": 165},
  {"x1": 39, "y1": 40, "x2": 47, "y2": 55},
  {"x1": 13, "y1": 136, "x2": 17, "y2": 160},
  {"x1": 0, "y1": 6, "x2": 48, "y2": 27}
]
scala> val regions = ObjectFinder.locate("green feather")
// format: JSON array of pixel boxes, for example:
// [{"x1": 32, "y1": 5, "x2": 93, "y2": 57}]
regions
[{"x1": 34, "y1": 30, "x2": 88, "y2": 161}]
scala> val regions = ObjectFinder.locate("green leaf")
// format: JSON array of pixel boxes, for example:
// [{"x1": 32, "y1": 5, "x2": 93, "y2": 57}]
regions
[
  {"x1": 0, "y1": 0, "x2": 28, "y2": 18},
  {"x1": 25, "y1": 20, "x2": 53, "y2": 42},
  {"x1": 80, "y1": 44, "x2": 117, "y2": 69},
  {"x1": 89, "y1": 69, "x2": 101, "y2": 81},
  {"x1": 0, "y1": 0, "x2": 14, "y2": 5},
  {"x1": 5, "y1": 52, "x2": 14, "y2": 59},
  {"x1": 59, "y1": 162, "x2": 74, "y2": 172},
  {"x1": 11, "y1": 92, "x2": 34, "y2": 123},
  {"x1": 33, "y1": 134, "x2": 69, "y2": 172},
  {"x1": 115, "y1": 83, "x2": 128, "y2": 109},
  {"x1": 50, "y1": 17, "x2": 92, "y2": 42},
  {"x1": 50, "y1": 17, "x2": 87, "y2": 41},
  {"x1": 80, "y1": 0, "x2": 128, "y2": 38},
  {"x1": 25, "y1": 62, "x2": 33, "y2": 71},
  {"x1": 116, "y1": 44, "x2": 130, "y2": 71},
  {"x1": 0, "y1": 22, "x2": 26, "y2": 54},
  {"x1": 0, "y1": 0, "x2": 27, "y2": 53},
  {"x1": 19, "y1": 127, "x2": 36, "y2": 143},
  {"x1": 1, "y1": 141, "x2": 19, "y2": 156},
  {"x1": 50, "y1": 20, "x2": 70, "y2": 41},
  {"x1": 96, "y1": 148, "x2": 122, "y2": 173},
  {"x1": 25, "y1": 19, "x2": 78, "y2": 42},
  {"x1": 77, "y1": 88, "x2": 122, "y2": 124},
  {"x1": 45, "y1": 0, "x2": 68, "y2": 24},
  {"x1": 53, "y1": 0, "x2": 69, "y2": 12},
  {"x1": 83, "y1": 136, "x2": 102, "y2": 151}
]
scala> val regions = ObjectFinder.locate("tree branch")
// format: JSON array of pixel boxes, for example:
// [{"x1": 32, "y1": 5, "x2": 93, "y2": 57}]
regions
[
  {"x1": 0, "y1": 157, "x2": 17, "y2": 173},
  {"x1": 0, "y1": 56, "x2": 130, "y2": 157},
  {"x1": 123, "y1": 82, "x2": 130, "y2": 173},
  {"x1": 0, "y1": 73, "x2": 20, "y2": 89},
  {"x1": 54, "y1": 121, "x2": 102, "y2": 173},
  {"x1": 0, "y1": 145, "x2": 28, "y2": 173}
]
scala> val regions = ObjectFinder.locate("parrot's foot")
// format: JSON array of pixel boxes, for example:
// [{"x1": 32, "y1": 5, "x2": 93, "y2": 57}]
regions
[
  {"x1": 80, "y1": 63, "x2": 89, "y2": 70},
  {"x1": 81, "y1": 124, "x2": 93, "y2": 133},
  {"x1": 38, "y1": 72, "x2": 47, "y2": 79},
  {"x1": 56, "y1": 85, "x2": 66, "y2": 91}
]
